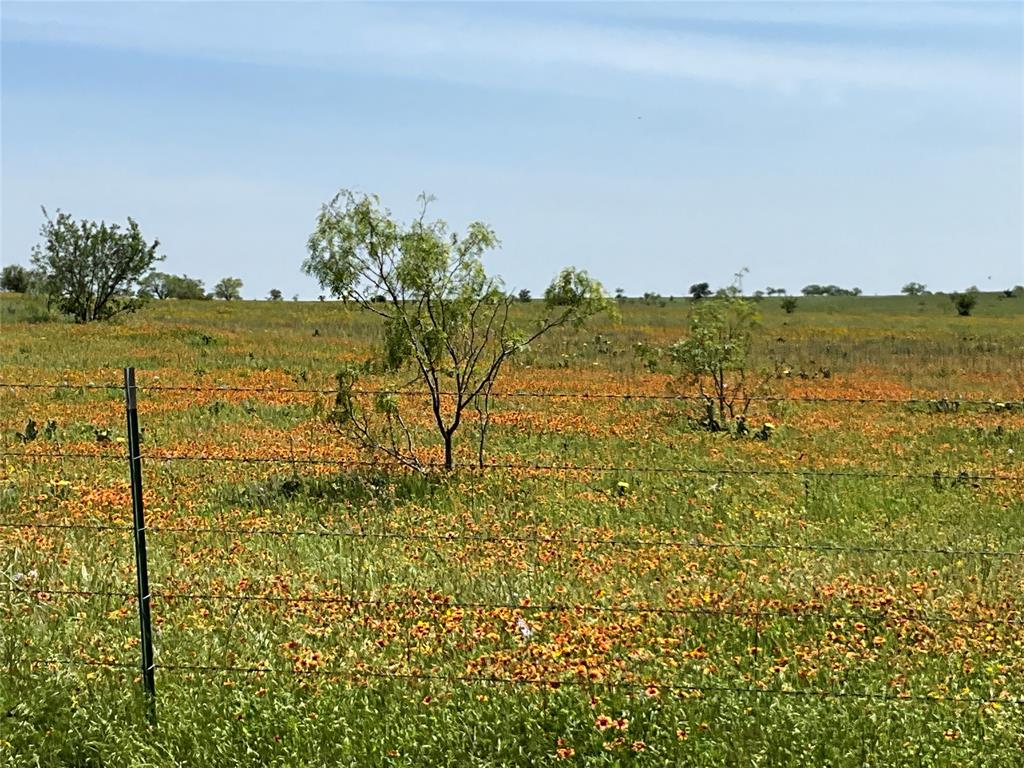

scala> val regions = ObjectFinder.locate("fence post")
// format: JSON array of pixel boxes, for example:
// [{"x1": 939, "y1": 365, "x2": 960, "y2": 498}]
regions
[{"x1": 124, "y1": 367, "x2": 156, "y2": 722}]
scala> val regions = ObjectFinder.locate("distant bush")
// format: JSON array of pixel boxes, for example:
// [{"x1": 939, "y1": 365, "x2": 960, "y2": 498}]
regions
[
  {"x1": 901, "y1": 282, "x2": 927, "y2": 296},
  {"x1": 214, "y1": 277, "x2": 243, "y2": 301},
  {"x1": 950, "y1": 289, "x2": 979, "y2": 317},
  {"x1": 1, "y1": 264, "x2": 31, "y2": 293},
  {"x1": 138, "y1": 272, "x2": 208, "y2": 300},
  {"x1": 780, "y1": 296, "x2": 798, "y2": 314},
  {"x1": 688, "y1": 282, "x2": 712, "y2": 300},
  {"x1": 642, "y1": 292, "x2": 663, "y2": 305}
]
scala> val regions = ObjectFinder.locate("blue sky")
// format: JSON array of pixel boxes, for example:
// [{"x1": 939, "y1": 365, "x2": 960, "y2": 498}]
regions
[{"x1": 2, "y1": 1, "x2": 1021, "y2": 298}]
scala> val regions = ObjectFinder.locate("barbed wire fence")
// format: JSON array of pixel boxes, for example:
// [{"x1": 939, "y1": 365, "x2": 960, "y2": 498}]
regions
[
  {"x1": 3, "y1": 378, "x2": 1023, "y2": 406},
  {"x1": 2, "y1": 369, "x2": 1023, "y2": 724}
]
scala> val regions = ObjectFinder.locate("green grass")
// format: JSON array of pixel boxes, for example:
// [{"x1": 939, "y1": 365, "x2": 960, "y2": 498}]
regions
[{"x1": 1, "y1": 293, "x2": 1023, "y2": 766}]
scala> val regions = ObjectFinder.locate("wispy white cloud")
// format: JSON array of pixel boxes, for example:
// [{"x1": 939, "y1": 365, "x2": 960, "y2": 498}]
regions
[
  {"x1": 358, "y1": 10, "x2": 1016, "y2": 94},
  {"x1": 2, "y1": 2, "x2": 1018, "y2": 98},
  {"x1": 603, "y1": 1, "x2": 1021, "y2": 30}
]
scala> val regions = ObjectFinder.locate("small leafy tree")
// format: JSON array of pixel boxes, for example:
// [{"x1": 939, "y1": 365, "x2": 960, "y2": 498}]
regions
[
  {"x1": 951, "y1": 288, "x2": 979, "y2": 317},
  {"x1": 901, "y1": 282, "x2": 927, "y2": 296},
  {"x1": 670, "y1": 285, "x2": 766, "y2": 432},
  {"x1": 214, "y1": 277, "x2": 243, "y2": 301},
  {"x1": 304, "y1": 190, "x2": 611, "y2": 471},
  {"x1": 268, "y1": 288, "x2": 284, "y2": 301},
  {"x1": 29, "y1": 208, "x2": 162, "y2": 322},
  {"x1": 517, "y1": 288, "x2": 531, "y2": 303},
  {"x1": 138, "y1": 272, "x2": 207, "y2": 300},
  {"x1": 689, "y1": 282, "x2": 712, "y2": 300},
  {"x1": 1, "y1": 264, "x2": 31, "y2": 293},
  {"x1": 780, "y1": 296, "x2": 798, "y2": 314}
]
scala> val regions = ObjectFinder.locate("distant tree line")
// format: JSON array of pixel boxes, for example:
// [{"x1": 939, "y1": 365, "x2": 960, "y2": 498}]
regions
[
  {"x1": 5, "y1": 206, "x2": 1023, "y2": 324},
  {"x1": 800, "y1": 284, "x2": 862, "y2": 297}
]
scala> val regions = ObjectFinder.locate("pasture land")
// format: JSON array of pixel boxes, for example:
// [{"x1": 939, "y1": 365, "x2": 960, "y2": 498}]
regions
[{"x1": 1, "y1": 293, "x2": 1023, "y2": 766}]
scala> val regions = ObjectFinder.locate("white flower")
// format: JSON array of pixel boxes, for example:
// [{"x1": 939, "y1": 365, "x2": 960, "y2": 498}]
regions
[{"x1": 516, "y1": 617, "x2": 533, "y2": 639}]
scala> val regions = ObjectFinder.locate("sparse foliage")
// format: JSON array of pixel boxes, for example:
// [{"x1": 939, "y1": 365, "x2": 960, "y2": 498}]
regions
[
  {"x1": 670, "y1": 285, "x2": 767, "y2": 432},
  {"x1": 780, "y1": 296, "x2": 798, "y2": 314},
  {"x1": 305, "y1": 190, "x2": 611, "y2": 471},
  {"x1": 29, "y1": 208, "x2": 163, "y2": 322},
  {"x1": 642, "y1": 292, "x2": 664, "y2": 306}
]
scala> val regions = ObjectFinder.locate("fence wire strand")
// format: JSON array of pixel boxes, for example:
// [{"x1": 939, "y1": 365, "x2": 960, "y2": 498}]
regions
[
  {"x1": 16, "y1": 657, "x2": 1021, "y2": 706},
  {"x1": 4, "y1": 515, "x2": 1022, "y2": 559},
  {"x1": 145, "y1": 522, "x2": 1024, "y2": 559},
  {"x1": 1, "y1": 449, "x2": 1018, "y2": 484},
  {"x1": 2, "y1": 379, "x2": 1022, "y2": 407},
  {"x1": 149, "y1": 590, "x2": 1022, "y2": 626},
  {"x1": 2, "y1": 583, "x2": 1019, "y2": 626}
]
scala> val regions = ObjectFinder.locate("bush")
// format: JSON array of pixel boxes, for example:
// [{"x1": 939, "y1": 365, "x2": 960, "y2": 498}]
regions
[
  {"x1": 1, "y1": 264, "x2": 31, "y2": 293},
  {"x1": 780, "y1": 296, "x2": 798, "y2": 314},
  {"x1": 670, "y1": 286, "x2": 767, "y2": 432},
  {"x1": 30, "y1": 209, "x2": 162, "y2": 322},
  {"x1": 950, "y1": 289, "x2": 979, "y2": 317},
  {"x1": 801, "y1": 284, "x2": 861, "y2": 297}
]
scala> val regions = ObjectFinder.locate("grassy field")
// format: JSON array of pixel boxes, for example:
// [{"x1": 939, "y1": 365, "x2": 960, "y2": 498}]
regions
[{"x1": 1, "y1": 293, "x2": 1023, "y2": 766}]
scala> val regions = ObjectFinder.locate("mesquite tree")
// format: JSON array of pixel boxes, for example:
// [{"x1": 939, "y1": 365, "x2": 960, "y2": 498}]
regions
[
  {"x1": 304, "y1": 190, "x2": 610, "y2": 471},
  {"x1": 30, "y1": 209, "x2": 162, "y2": 322},
  {"x1": 669, "y1": 285, "x2": 765, "y2": 432}
]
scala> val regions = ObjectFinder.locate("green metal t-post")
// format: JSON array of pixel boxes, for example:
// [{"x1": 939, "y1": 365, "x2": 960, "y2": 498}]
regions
[{"x1": 124, "y1": 367, "x2": 156, "y2": 722}]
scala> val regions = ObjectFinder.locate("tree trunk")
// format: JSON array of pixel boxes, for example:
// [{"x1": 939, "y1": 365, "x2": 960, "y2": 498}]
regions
[{"x1": 443, "y1": 432, "x2": 454, "y2": 471}]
